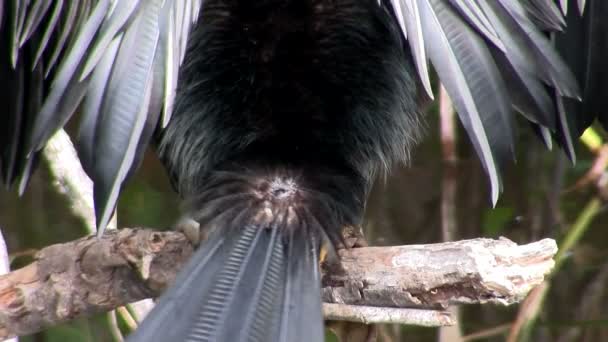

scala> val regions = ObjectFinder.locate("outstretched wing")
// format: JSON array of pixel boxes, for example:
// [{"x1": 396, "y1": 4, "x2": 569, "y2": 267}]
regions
[
  {"x1": 386, "y1": 0, "x2": 607, "y2": 204},
  {"x1": 0, "y1": 0, "x2": 202, "y2": 233}
]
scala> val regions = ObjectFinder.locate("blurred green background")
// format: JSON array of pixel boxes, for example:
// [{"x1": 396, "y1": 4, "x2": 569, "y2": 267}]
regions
[{"x1": 1, "y1": 106, "x2": 607, "y2": 341}]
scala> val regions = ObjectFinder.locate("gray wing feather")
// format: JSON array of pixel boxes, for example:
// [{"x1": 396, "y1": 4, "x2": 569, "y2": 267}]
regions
[
  {"x1": 2, "y1": 0, "x2": 202, "y2": 233},
  {"x1": 90, "y1": 0, "x2": 162, "y2": 233},
  {"x1": 19, "y1": 0, "x2": 53, "y2": 47},
  {"x1": 44, "y1": 0, "x2": 80, "y2": 77},
  {"x1": 78, "y1": 35, "x2": 122, "y2": 174},
  {"x1": 388, "y1": 0, "x2": 582, "y2": 203},
  {"x1": 400, "y1": 0, "x2": 434, "y2": 98},
  {"x1": 28, "y1": 0, "x2": 110, "y2": 152},
  {"x1": 31, "y1": 0, "x2": 63, "y2": 69},
  {"x1": 79, "y1": 0, "x2": 142, "y2": 81},
  {"x1": 523, "y1": 0, "x2": 566, "y2": 31},
  {"x1": 417, "y1": 0, "x2": 514, "y2": 204},
  {"x1": 448, "y1": 0, "x2": 506, "y2": 51}
]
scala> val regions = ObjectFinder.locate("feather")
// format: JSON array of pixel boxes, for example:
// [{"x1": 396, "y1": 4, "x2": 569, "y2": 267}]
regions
[
  {"x1": 494, "y1": 0, "x2": 579, "y2": 98},
  {"x1": 577, "y1": 0, "x2": 587, "y2": 15},
  {"x1": 127, "y1": 206, "x2": 323, "y2": 342},
  {"x1": 0, "y1": 1, "x2": 4, "y2": 31},
  {"x1": 31, "y1": 0, "x2": 63, "y2": 70},
  {"x1": 78, "y1": 35, "x2": 123, "y2": 172},
  {"x1": 91, "y1": 0, "x2": 162, "y2": 233},
  {"x1": 19, "y1": 0, "x2": 53, "y2": 47},
  {"x1": 555, "y1": 94, "x2": 577, "y2": 162},
  {"x1": 279, "y1": 217, "x2": 324, "y2": 342},
  {"x1": 553, "y1": 0, "x2": 608, "y2": 158},
  {"x1": 160, "y1": 0, "x2": 181, "y2": 127},
  {"x1": 417, "y1": 0, "x2": 516, "y2": 204},
  {"x1": 389, "y1": 0, "x2": 433, "y2": 98},
  {"x1": 400, "y1": 0, "x2": 585, "y2": 202},
  {"x1": 387, "y1": 0, "x2": 582, "y2": 203},
  {"x1": 2, "y1": 0, "x2": 201, "y2": 233},
  {"x1": 9, "y1": 0, "x2": 25, "y2": 67},
  {"x1": 0, "y1": 26, "x2": 44, "y2": 191},
  {"x1": 17, "y1": 42, "x2": 44, "y2": 194},
  {"x1": 79, "y1": 0, "x2": 142, "y2": 81},
  {"x1": 27, "y1": 0, "x2": 110, "y2": 152},
  {"x1": 531, "y1": 124, "x2": 554, "y2": 150},
  {"x1": 490, "y1": 50, "x2": 556, "y2": 129},
  {"x1": 447, "y1": 0, "x2": 506, "y2": 51},
  {"x1": 44, "y1": 0, "x2": 80, "y2": 77},
  {"x1": 1, "y1": 51, "x2": 24, "y2": 185},
  {"x1": 523, "y1": 0, "x2": 566, "y2": 31}
]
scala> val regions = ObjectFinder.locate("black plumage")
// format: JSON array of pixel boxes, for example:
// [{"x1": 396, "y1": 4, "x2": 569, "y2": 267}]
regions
[
  {"x1": 1, "y1": 0, "x2": 608, "y2": 341},
  {"x1": 159, "y1": 0, "x2": 421, "y2": 195}
]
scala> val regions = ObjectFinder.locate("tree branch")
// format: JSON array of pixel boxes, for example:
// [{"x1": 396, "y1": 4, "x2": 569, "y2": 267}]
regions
[
  {"x1": 42, "y1": 130, "x2": 96, "y2": 231},
  {"x1": 0, "y1": 229, "x2": 556, "y2": 339}
]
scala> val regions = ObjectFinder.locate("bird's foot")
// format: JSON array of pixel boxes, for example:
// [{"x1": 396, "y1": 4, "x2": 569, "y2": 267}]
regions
[{"x1": 173, "y1": 217, "x2": 202, "y2": 247}]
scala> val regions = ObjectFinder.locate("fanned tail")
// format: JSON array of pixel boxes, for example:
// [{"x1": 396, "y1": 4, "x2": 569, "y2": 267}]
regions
[{"x1": 128, "y1": 165, "x2": 363, "y2": 342}]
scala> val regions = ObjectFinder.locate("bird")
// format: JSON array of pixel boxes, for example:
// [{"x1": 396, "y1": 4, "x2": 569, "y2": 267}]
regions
[{"x1": 1, "y1": 0, "x2": 606, "y2": 341}]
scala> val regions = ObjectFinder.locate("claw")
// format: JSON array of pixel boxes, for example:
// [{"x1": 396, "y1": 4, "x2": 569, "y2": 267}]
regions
[{"x1": 173, "y1": 216, "x2": 202, "y2": 247}]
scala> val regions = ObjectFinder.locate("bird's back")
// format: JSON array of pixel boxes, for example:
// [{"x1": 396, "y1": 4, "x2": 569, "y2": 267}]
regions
[{"x1": 158, "y1": 0, "x2": 422, "y2": 196}]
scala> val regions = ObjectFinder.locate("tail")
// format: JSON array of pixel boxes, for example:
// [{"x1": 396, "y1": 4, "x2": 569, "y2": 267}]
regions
[{"x1": 128, "y1": 165, "x2": 363, "y2": 342}]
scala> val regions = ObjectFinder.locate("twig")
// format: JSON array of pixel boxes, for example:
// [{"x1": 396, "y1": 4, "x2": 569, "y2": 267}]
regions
[
  {"x1": 116, "y1": 306, "x2": 138, "y2": 331},
  {"x1": 554, "y1": 198, "x2": 603, "y2": 270},
  {"x1": 323, "y1": 304, "x2": 453, "y2": 326},
  {"x1": 0, "y1": 230, "x2": 10, "y2": 279},
  {"x1": 462, "y1": 323, "x2": 511, "y2": 341},
  {"x1": 42, "y1": 130, "x2": 95, "y2": 232},
  {"x1": 438, "y1": 84, "x2": 463, "y2": 342},
  {"x1": 107, "y1": 310, "x2": 124, "y2": 342},
  {"x1": 0, "y1": 230, "x2": 556, "y2": 339},
  {"x1": 0, "y1": 229, "x2": 17, "y2": 342},
  {"x1": 568, "y1": 145, "x2": 608, "y2": 193},
  {"x1": 507, "y1": 281, "x2": 549, "y2": 342}
]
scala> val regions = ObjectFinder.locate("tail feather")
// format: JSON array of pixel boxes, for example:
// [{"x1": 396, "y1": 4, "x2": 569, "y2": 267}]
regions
[
  {"x1": 279, "y1": 220, "x2": 323, "y2": 342},
  {"x1": 129, "y1": 222, "x2": 324, "y2": 342},
  {"x1": 126, "y1": 225, "x2": 230, "y2": 342},
  {"x1": 245, "y1": 224, "x2": 286, "y2": 342},
  {"x1": 188, "y1": 224, "x2": 273, "y2": 341}
]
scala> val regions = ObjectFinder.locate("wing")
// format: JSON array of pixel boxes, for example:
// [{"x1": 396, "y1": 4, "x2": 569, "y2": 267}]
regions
[
  {"x1": 554, "y1": 0, "x2": 608, "y2": 140},
  {"x1": 0, "y1": 0, "x2": 202, "y2": 233},
  {"x1": 385, "y1": 0, "x2": 608, "y2": 204}
]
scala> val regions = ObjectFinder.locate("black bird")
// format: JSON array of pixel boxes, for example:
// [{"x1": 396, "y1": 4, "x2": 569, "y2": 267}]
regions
[{"x1": 1, "y1": 0, "x2": 606, "y2": 341}]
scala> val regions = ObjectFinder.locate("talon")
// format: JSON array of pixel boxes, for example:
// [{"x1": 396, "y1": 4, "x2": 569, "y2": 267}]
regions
[
  {"x1": 174, "y1": 217, "x2": 202, "y2": 247},
  {"x1": 319, "y1": 244, "x2": 328, "y2": 265},
  {"x1": 341, "y1": 225, "x2": 368, "y2": 249}
]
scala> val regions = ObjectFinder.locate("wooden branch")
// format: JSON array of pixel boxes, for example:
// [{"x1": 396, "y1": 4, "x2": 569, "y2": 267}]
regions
[
  {"x1": 0, "y1": 229, "x2": 556, "y2": 339},
  {"x1": 322, "y1": 237, "x2": 557, "y2": 308}
]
